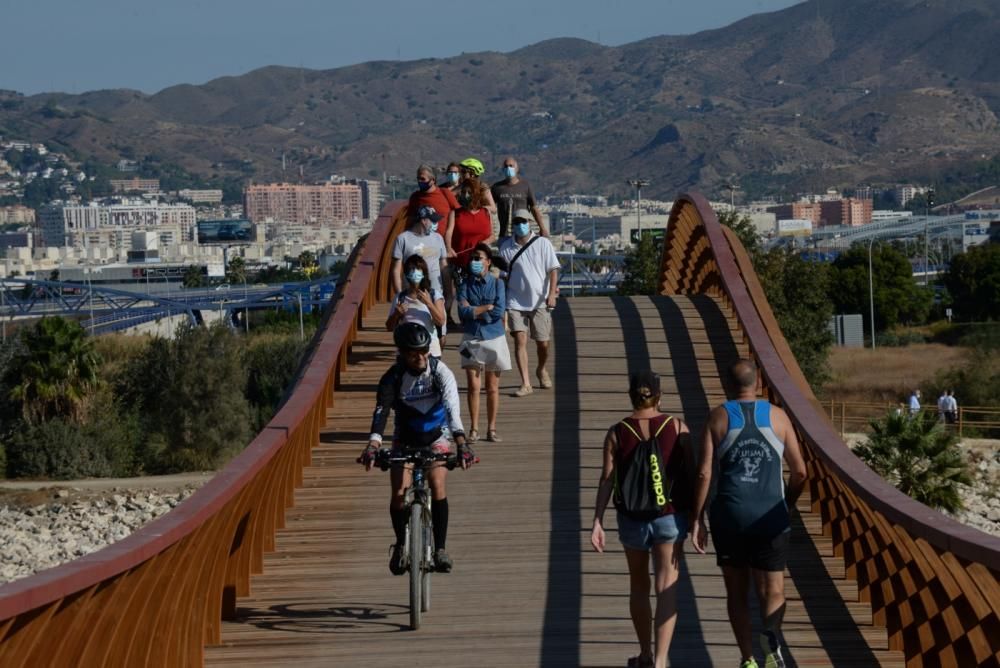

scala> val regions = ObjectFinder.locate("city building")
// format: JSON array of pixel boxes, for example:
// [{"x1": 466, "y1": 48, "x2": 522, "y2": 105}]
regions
[
  {"x1": 110, "y1": 178, "x2": 161, "y2": 194},
  {"x1": 39, "y1": 200, "x2": 196, "y2": 249},
  {"x1": 345, "y1": 179, "x2": 381, "y2": 219},
  {"x1": 895, "y1": 185, "x2": 927, "y2": 207},
  {"x1": 178, "y1": 189, "x2": 224, "y2": 204},
  {"x1": 769, "y1": 198, "x2": 872, "y2": 227},
  {"x1": 243, "y1": 183, "x2": 364, "y2": 226},
  {"x1": 0, "y1": 205, "x2": 35, "y2": 225}
]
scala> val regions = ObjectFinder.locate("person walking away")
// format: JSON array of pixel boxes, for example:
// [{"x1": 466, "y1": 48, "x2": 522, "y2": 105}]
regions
[
  {"x1": 946, "y1": 390, "x2": 958, "y2": 425},
  {"x1": 456, "y1": 243, "x2": 511, "y2": 443},
  {"x1": 386, "y1": 254, "x2": 446, "y2": 358},
  {"x1": 498, "y1": 210, "x2": 559, "y2": 397},
  {"x1": 591, "y1": 370, "x2": 693, "y2": 668},
  {"x1": 690, "y1": 359, "x2": 807, "y2": 668},
  {"x1": 908, "y1": 389, "x2": 921, "y2": 416},
  {"x1": 937, "y1": 391, "x2": 949, "y2": 422},
  {"x1": 490, "y1": 156, "x2": 548, "y2": 239},
  {"x1": 359, "y1": 322, "x2": 476, "y2": 574}
]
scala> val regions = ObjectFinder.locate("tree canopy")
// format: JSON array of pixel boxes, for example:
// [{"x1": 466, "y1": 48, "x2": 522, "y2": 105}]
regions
[
  {"x1": 829, "y1": 243, "x2": 932, "y2": 332},
  {"x1": 944, "y1": 243, "x2": 1000, "y2": 322}
]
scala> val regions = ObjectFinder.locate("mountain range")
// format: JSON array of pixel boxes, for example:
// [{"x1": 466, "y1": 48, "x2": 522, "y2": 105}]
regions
[{"x1": 2, "y1": 0, "x2": 999, "y2": 201}]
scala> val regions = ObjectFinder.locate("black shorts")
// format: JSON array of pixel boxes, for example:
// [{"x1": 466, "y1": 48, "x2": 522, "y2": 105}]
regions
[{"x1": 712, "y1": 527, "x2": 790, "y2": 571}]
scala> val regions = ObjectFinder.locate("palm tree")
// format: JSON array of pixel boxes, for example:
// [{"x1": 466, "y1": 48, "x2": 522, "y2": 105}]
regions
[
  {"x1": 5, "y1": 316, "x2": 101, "y2": 424},
  {"x1": 854, "y1": 411, "x2": 971, "y2": 513}
]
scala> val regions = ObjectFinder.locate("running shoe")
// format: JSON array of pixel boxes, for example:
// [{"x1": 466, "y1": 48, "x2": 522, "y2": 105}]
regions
[
  {"x1": 760, "y1": 631, "x2": 785, "y2": 668},
  {"x1": 740, "y1": 660, "x2": 759, "y2": 668}
]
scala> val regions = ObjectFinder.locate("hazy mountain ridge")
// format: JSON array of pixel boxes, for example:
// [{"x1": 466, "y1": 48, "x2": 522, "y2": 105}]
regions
[{"x1": 2, "y1": 0, "x2": 999, "y2": 199}]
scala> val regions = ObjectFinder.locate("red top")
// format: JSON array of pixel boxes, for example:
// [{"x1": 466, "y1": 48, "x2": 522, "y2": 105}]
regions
[
  {"x1": 451, "y1": 208, "x2": 492, "y2": 267},
  {"x1": 408, "y1": 187, "x2": 459, "y2": 223}
]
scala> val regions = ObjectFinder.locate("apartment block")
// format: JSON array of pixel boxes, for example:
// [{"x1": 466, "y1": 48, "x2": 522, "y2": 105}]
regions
[
  {"x1": 0, "y1": 205, "x2": 35, "y2": 225},
  {"x1": 178, "y1": 189, "x2": 224, "y2": 204},
  {"x1": 243, "y1": 183, "x2": 364, "y2": 226},
  {"x1": 768, "y1": 201, "x2": 822, "y2": 227},
  {"x1": 39, "y1": 201, "x2": 196, "y2": 248},
  {"x1": 110, "y1": 178, "x2": 161, "y2": 194}
]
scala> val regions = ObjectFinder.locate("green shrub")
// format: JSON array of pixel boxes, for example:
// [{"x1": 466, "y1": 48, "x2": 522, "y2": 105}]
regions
[
  {"x1": 245, "y1": 334, "x2": 308, "y2": 430},
  {"x1": 854, "y1": 411, "x2": 971, "y2": 512},
  {"x1": 4, "y1": 402, "x2": 141, "y2": 479},
  {"x1": 141, "y1": 323, "x2": 253, "y2": 473}
]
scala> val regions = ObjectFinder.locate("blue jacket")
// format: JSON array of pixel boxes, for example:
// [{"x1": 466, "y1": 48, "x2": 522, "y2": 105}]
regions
[{"x1": 457, "y1": 273, "x2": 506, "y2": 341}]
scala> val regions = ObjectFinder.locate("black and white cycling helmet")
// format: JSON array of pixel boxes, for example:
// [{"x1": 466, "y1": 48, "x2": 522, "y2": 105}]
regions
[{"x1": 393, "y1": 322, "x2": 432, "y2": 352}]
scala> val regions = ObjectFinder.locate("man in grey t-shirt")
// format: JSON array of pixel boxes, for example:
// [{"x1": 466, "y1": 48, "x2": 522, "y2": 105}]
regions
[
  {"x1": 490, "y1": 156, "x2": 549, "y2": 239},
  {"x1": 391, "y1": 206, "x2": 448, "y2": 296}
]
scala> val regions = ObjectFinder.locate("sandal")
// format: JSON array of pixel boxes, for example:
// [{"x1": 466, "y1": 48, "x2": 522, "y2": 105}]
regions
[
  {"x1": 468, "y1": 429, "x2": 479, "y2": 443},
  {"x1": 486, "y1": 429, "x2": 502, "y2": 443}
]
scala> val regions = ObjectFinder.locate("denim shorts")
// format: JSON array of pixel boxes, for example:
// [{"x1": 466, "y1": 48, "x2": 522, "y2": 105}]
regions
[{"x1": 616, "y1": 512, "x2": 688, "y2": 551}]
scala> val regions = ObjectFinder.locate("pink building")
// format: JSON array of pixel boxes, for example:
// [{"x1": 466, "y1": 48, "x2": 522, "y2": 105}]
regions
[{"x1": 243, "y1": 183, "x2": 363, "y2": 225}]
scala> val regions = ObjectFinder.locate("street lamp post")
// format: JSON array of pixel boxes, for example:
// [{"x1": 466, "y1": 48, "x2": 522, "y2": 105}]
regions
[
  {"x1": 244, "y1": 275, "x2": 249, "y2": 333},
  {"x1": 868, "y1": 238, "x2": 877, "y2": 350},
  {"x1": 626, "y1": 178, "x2": 650, "y2": 243}
]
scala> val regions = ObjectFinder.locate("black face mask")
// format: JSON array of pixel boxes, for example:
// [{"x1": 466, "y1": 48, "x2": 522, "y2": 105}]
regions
[{"x1": 457, "y1": 191, "x2": 472, "y2": 207}]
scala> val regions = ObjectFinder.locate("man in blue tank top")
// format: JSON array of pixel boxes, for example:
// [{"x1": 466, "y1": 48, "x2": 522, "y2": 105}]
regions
[{"x1": 690, "y1": 359, "x2": 807, "y2": 668}]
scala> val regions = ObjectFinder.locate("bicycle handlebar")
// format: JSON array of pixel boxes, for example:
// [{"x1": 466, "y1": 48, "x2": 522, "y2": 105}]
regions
[{"x1": 357, "y1": 447, "x2": 460, "y2": 471}]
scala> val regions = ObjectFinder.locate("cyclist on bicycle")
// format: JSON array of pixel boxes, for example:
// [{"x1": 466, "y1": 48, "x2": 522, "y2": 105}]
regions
[{"x1": 360, "y1": 322, "x2": 475, "y2": 575}]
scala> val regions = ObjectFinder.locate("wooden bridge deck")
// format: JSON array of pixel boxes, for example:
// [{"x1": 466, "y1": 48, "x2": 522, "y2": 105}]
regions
[{"x1": 205, "y1": 296, "x2": 904, "y2": 667}]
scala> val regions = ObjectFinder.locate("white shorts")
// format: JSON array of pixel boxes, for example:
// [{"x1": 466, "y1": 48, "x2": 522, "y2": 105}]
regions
[{"x1": 458, "y1": 335, "x2": 512, "y2": 372}]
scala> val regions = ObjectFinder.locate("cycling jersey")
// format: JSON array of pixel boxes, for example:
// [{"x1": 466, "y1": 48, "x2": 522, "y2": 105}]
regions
[{"x1": 369, "y1": 357, "x2": 465, "y2": 447}]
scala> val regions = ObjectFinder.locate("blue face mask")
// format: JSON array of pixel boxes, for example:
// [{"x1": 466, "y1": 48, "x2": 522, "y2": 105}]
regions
[
  {"x1": 417, "y1": 181, "x2": 431, "y2": 191},
  {"x1": 503, "y1": 166, "x2": 517, "y2": 178},
  {"x1": 448, "y1": 172, "x2": 460, "y2": 184},
  {"x1": 468, "y1": 260, "x2": 484, "y2": 275},
  {"x1": 430, "y1": 221, "x2": 439, "y2": 233},
  {"x1": 513, "y1": 222, "x2": 531, "y2": 238},
  {"x1": 405, "y1": 269, "x2": 424, "y2": 285}
]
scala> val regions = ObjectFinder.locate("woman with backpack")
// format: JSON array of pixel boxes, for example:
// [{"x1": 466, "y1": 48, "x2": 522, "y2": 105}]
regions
[{"x1": 590, "y1": 370, "x2": 692, "y2": 668}]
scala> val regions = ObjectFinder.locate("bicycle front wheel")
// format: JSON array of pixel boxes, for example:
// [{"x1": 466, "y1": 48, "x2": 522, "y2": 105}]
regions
[
  {"x1": 421, "y1": 512, "x2": 432, "y2": 612},
  {"x1": 409, "y1": 502, "x2": 423, "y2": 630}
]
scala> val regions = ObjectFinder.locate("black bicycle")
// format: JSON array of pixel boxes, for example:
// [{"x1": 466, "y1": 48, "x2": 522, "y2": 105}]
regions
[{"x1": 369, "y1": 447, "x2": 456, "y2": 630}]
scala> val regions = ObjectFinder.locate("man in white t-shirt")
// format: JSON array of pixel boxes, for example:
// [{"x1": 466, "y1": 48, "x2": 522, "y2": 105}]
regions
[{"x1": 499, "y1": 209, "x2": 560, "y2": 397}]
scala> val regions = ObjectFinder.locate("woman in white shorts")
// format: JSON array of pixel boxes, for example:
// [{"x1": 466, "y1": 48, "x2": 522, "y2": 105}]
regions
[
  {"x1": 386, "y1": 254, "x2": 445, "y2": 358},
  {"x1": 456, "y1": 243, "x2": 511, "y2": 443}
]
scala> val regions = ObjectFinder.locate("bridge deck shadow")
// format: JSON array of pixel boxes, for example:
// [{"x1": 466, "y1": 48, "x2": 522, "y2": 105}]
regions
[{"x1": 205, "y1": 296, "x2": 902, "y2": 668}]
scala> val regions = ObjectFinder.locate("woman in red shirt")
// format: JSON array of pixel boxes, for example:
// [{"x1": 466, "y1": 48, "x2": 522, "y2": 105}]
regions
[{"x1": 445, "y1": 158, "x2": 495, "y2": 268}]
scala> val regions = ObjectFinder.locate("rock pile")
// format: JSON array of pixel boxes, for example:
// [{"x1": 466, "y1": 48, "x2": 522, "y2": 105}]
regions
[
  {"x1": 0, "y1": 488, "x2": 196, "y2": 584},
  {"x1": 950, "y1": 448, "x2": 1000, "y2": 538}
]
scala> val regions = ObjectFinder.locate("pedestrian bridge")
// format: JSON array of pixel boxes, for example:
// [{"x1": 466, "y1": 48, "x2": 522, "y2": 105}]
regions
[{"x1": 1, "y1": 195, "x2": 998, "y2": 667}]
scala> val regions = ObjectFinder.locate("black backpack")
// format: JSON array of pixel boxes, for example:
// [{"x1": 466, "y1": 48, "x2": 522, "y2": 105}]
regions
[{"x1": 613, "y1": 417, "x2": 676, "y2": 520}]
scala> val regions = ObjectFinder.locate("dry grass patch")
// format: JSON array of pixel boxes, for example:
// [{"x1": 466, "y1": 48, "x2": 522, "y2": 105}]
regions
[{"x1": 822, "y1": 344, "x2": 966, "y2": 404}]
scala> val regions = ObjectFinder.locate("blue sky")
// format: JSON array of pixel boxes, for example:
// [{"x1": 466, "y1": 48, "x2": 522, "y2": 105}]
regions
[{"x1": 1, "y1": 0, "x2": 803, "y2": 95}]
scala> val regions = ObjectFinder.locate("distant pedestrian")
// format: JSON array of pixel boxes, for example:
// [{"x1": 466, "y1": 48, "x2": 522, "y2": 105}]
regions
[
  {"x1": 945, "y1": 390, "x2": 958, "y2": 425},
  {"x1": 691, "y1": 359, "x2": 807, "y2": 668},
  {"x1": 908, "y1": 389, "x2": 921, "y2": 416},
  {"x1": 937, "y1": 391, "x2": 949, "y2": 422},
  {"x1": 490, "y1": 156, "x2": 548, "y2": 239}
]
